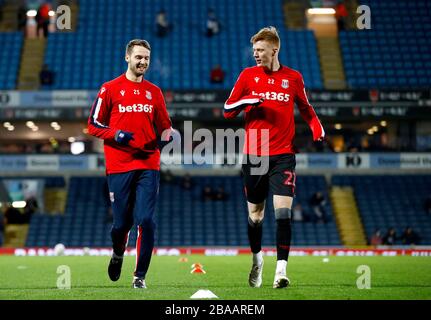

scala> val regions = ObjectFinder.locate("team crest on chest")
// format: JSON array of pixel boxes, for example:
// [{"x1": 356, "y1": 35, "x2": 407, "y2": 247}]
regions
[
  {"x1": 146, "y1": 90, "x2": 152, "y2": 100},
  {"x1": 281, "y1": 79, "x2": 289, "y2": 89},
  {"x1": 120, "y1": 90, "x2": 125, "y2": 96}
]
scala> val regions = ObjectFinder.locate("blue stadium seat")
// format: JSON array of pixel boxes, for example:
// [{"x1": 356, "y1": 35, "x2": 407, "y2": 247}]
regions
[
  {"x1": 0, "y1": 32, "x2": 23, "y2": 89},
  {"x1": 332, "y1": 175, "x2": 431, "y2": 245},
  {"x1": 340, "y1": 0, "x2": 431, "y2": 89},
  {"x1": 41, "y1": 0, "x2": 323, "y2": 90}
]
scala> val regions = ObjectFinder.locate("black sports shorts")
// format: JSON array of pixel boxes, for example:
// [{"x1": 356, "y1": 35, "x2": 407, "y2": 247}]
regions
[{"x1": 241, "y1": 153, "x2": 296, "y2": 204}]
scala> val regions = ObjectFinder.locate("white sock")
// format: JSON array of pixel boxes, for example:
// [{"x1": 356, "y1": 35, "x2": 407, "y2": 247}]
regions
[
  {"x1": 252, "y1": 251, "x2": 263, "y2": 266},
  {"x1": 276, "y1": 260, "x2": 287, "y2": 275}
]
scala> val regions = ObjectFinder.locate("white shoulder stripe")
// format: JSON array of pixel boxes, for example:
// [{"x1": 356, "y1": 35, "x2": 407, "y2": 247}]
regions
[
  {"x1": 224, "y1": 98, "x2": 260, "y2": 110},
  {"x1": 320, "y1": 125, "x2": 325, "y2": 138},
  {"x1": 93, "y1": 98, "x2": 109, "y2": 128}
]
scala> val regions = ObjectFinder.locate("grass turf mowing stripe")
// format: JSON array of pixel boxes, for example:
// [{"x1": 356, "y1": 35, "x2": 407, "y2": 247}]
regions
[{"x1": 0, "y1": 255, "x2": 430, "y2": 300}]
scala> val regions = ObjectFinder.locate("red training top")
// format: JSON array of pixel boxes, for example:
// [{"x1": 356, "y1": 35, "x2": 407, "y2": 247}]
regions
[
  {"x1": 88, "y1": 74, "x2": 172, "y2": 174},
  {"x1": 224, "y1": 65, "x2": 324, "y2": 156}
]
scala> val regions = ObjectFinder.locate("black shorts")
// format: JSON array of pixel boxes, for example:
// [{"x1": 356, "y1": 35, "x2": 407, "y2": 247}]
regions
[{"x1": 241, "y1": 153, "x2": 296, "y2": 204}]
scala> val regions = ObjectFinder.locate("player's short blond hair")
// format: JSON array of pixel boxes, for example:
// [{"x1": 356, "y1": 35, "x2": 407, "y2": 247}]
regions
[
  {"x1": 126, "y1": 39, "x2": 151, "y2": 56},
  {"x1": 250, "y1": 26, "x2": 280, "y2": 48}
]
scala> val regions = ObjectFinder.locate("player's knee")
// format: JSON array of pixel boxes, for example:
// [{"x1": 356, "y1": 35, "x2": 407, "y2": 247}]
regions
[
  {"x1": 248, "y1": 216, "x2": 264, "y2": 227},
  {"x1": 248, "y1": 203, "x2": 264, "y2": 218},
  {"x1": 248, "y1": 206, "x2": 264, "y2": 224},
  {"x1": 275, "y1": 207, "x2": 292, "y2": 221},
  {"x1": 138, "y1": 217, "x2": 155, "y2": 229},
  {"x1": 112, "y1": 222, "x2": 131, "y2": 233}
]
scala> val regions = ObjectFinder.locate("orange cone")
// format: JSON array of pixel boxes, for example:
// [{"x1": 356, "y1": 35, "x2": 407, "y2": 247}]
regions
[{"x1": 191, "y1": 266, "x2": 206, "y2": 274}]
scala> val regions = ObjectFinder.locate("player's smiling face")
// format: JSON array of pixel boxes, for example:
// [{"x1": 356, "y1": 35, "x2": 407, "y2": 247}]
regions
[
  {"x1": 126, "y1": 46, "x2": 151, "y2": 77},
  {"x1": 253, "y1": 40, "x2": 277, "y2": 69}
]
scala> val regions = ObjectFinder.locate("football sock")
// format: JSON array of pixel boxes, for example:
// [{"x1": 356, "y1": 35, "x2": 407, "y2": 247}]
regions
[
  {"x1": 276, "y1": 218, "x2": 292, "y2": 261},
  {"x1": 111, "y1": 227, "x2": 129, "y2": 257},
  {"x1": 248, "y1": 216, "x2": 263, "y2": 254},
  {"x1": 112, "y1": 252, "x2": 123, "y2": 260},
  {"x1": 276, "y1": 260, "x2": 287, "y2": 275},
  {"x1": 274, "y1": 207, "x2": 292, "y2": 262}
]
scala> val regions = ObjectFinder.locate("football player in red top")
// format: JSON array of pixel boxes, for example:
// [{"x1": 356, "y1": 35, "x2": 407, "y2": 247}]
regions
[
  {"x1": 88, "y1": 39, "x2": 177, "y2": 289},
  {"x1": 224, "y1": 27, "x2": 325, "y2": 289}
]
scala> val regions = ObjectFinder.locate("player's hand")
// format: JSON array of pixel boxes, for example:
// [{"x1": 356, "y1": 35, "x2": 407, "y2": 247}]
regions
[
  {"x1": 166, "y1": 128, "x2": 181, "y2": 143},
  {"x1": 313, "y1": 130, "x2": 325, "y2": 142},
  {"x1": 160, "y1": 127, "x2": 179, "y2": 142},
  {"x1": 159, "y1": 127, "x2": 181, "y2": 150},
  {"x1": 251, "y1": 97, "x2": 265, "y2": 106},
  {"x1": 245, "y1": 98, "x2": 264, "y2": 112},
  {"x1": 310, "y1": 118, "x2": 325, "y2": 142},
  {"x1": 114, "y1": 130, "x2": 134, "y2": 146}
]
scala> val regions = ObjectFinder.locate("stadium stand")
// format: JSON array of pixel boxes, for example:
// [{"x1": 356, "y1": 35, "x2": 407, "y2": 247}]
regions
[
  {"x1": 42, "y1": 0, "x2": 322, "y2": 90},
  {"x1": 156, "y1": 175, "x2": 339, "y2": 247},
  {"x1": 27, "y1": 174, "x2": 431, "y2": 247},
  {"x1": 1, "y1": 176, "x2": 65, "y2": 247},
  {"x1": 332, "y1": 175, "x2": 431, "y2": 245},
  {"x1": 26, "y1": 176, "x2": 108, "y2": 247},
  {"x1": 25, "y1": 175, "x2": 340, "y2": 247},
  {"x1": 0, "y1": 32, "x2": 23, "y2": 89},
  {"x1": 339, "y1": 0, "x2": 431, "y2": 88},
  {"x1": 2, "y1": 1, "x2": 429, "y2": 250},
  {"x1": 4, "y1": 0, "x2": 431, "y2": 91},
  {"x1": 0, "y1": 176, "x2": 65, "y2": 188}
]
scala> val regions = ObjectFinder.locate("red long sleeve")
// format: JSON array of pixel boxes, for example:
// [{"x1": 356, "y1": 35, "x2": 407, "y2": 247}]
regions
[{"x1": 295, "y1": 75, "x2": 325, "y2": 141}]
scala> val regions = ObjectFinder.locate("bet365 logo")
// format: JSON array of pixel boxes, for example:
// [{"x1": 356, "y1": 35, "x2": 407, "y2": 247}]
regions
[
  {"x1": 252, "y1": 91, "x2": 290, "y2": 102},
  {"x1": 118, "y1": 103, "x2": 154, "y2": 113}
]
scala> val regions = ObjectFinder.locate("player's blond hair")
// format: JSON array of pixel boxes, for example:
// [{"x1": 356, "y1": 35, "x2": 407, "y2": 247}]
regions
[{"x1": 250, "y1": 26, "x2": 280, "y2": 48}]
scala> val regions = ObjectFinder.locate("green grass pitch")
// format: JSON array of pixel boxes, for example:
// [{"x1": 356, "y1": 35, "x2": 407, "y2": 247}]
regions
[{"x1": 0, "y1": 255, "x2": 430, "y2": 300}]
